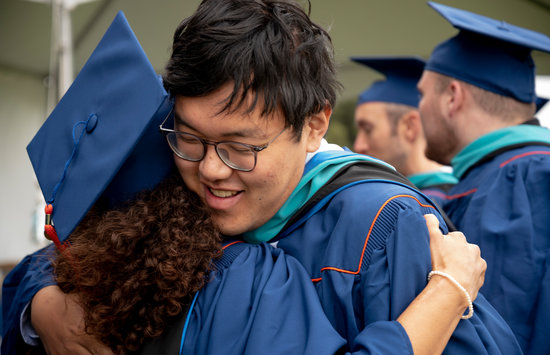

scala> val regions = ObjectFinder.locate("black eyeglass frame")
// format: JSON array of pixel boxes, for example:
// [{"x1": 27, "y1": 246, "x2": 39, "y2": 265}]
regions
[{"x1": 159, "y1": 109, "x2": 286, "y2": 172}]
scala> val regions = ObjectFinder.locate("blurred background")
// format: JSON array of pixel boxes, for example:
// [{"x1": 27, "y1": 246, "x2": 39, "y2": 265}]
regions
[{"x1": 1, "y1": 0, "x2": 549, "y2": 275}]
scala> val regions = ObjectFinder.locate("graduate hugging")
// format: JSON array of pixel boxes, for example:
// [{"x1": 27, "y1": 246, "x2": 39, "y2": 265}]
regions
[{"x1": 2, "y1": 1, "x2": 523, "y2": 354}]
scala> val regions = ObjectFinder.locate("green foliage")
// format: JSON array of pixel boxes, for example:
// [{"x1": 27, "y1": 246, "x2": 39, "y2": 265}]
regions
[{"x1": 325, "y1": 98, "x2": 357, "y2": 149}]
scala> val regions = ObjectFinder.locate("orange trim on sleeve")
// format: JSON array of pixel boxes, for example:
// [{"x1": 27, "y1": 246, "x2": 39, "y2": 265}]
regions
[
  {"x1": 314, "y1": 194, "x2": 436, "y2": 282},
  {"x1": 422, "y1": 190, "x2": 448, "y2": 200},
  {"x1": 443, "y1": 188, "x2": 477, "y2": 200},
  {"x1": 223, "y1": 240, "x2": 243, "y2": 250},
  {"x1": 499, "y1": 151, "x2": 550, "y2": 168}
]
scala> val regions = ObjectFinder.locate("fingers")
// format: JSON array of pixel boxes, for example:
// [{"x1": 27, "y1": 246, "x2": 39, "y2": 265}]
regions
[
  {"x1": 424, "y1": 214, "x2": 441, "y2": 234},
  {"x1": 424, "y1": 214, "x2": 443, "y2": 248},
  {"x1": 424, "y1": 214, "x2": 469, "y2": 246},
  {"x1": 424, "y1": 213, "x2": 487, "y2": 302},
  {"x1": 447, "y1": 231, "x2": 467, "y2": 242},
  {"x1": 424, "y1": 214, "x2": 466, "y2": 241},
  {"x1": 469, "y1": 244, "x2": 487, "y2": 301}
]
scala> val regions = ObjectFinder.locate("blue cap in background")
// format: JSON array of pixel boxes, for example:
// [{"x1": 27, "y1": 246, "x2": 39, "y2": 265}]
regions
[
  {"x1": 536, "y1": 96, "x2": 549, "y2": 113},
  {"x1": 425, "y1": 1, "x2": 550, "y2": 103},
  {"x1": 352, "y1": 56, "x2": 426, "y2": 107}
]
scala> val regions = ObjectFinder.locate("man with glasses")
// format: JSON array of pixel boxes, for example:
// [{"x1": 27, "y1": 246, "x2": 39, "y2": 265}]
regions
[
  {"x1": 154, "y1": 0, "x2": 516, "y2": 352},
  {"x1": 160, "y1": 109, "x2": 287, "y2": 172},
  {"x1": 7, "y1": 0, "x2": 520, "y2": 354}
]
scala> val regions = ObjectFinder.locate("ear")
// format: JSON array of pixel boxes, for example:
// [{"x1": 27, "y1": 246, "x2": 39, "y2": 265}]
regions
[
  {"x1": 446, "y1": 80, "x2": 465, "y2": 118},
  {"x1": 400, "y1": 110, "x2": 422, "y2": 143},
  {"x1": 304, "y1": 104, "x2": 331, "y2": 152}
]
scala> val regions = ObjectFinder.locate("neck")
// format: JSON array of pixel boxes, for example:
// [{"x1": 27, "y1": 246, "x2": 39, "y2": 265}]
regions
[
  {"x1": 456, "y1": 109, "x2": 528, "y2": 155},
  {"x1": 403, "y1": 151, "x2": 444, "y2": 176},
  {"x1": 400, "y1": 138, "x2": 444, "y2": 176}
]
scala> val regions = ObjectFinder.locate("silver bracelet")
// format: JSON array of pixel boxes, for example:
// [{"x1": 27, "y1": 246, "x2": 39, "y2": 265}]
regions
[{"x1": 427, "y1": 270, "x2": 474, "y2": 320}]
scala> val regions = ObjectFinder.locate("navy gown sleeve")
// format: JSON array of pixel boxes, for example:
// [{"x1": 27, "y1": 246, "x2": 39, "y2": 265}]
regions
[
  {"x1": 353, "y1": 204, "x2": 521, "y2": 354},
  {"x1": 2, "y1": 243, "x2": 346, "y2": 355},
  {"x1": 1, "y1": 244, "x2": 56, "y2": 354},
  {"x1": 444, "y1": 148, "x2": 550, "y2": 353},
  {"x1": 282, "y1": 182, "x2": 522, "y2": 354},
  {"x1": 182, "y1": 242, "x2": 346, "y2": 354}
]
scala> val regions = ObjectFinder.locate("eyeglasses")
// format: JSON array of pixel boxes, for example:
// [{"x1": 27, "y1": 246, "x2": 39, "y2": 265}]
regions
[{"x1": 159, "y1": 109, "x2": 286, "y2": 172}]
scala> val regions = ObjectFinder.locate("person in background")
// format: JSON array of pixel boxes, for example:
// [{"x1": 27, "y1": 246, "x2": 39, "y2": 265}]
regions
[
  {"x1": 352, "y1": 56, "x2": 457, "y2": 204},
  {"x1": 4, "y1": 1, "x2": 520, "y2": 354},
  {"x1": 417, "y1": 2, "x2": 550, "y2": 353}
]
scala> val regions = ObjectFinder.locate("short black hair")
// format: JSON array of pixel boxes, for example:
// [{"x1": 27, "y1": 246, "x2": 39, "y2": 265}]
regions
[{"x1": 163, "y1": 0, "x2": 341, "y2": 138}]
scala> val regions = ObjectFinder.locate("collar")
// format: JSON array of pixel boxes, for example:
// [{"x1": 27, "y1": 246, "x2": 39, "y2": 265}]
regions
[
  {"x1": 451, "y1": 124, "x2": 550, "y2": 179},
  {"x1": 243, "y1": 148, "x2": 393, "y2": 243},
  {"x1": 408, "y1": 170, "x2": 458, "y2": 189}
]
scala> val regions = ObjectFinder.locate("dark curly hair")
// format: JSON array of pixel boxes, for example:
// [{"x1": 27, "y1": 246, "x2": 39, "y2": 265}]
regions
[
  {"x1": 163, "y1": 0, "x2": 342, "y2": 140},
  {"x1": 53, "y1": 173, "x2": 223, "y2": 354}
]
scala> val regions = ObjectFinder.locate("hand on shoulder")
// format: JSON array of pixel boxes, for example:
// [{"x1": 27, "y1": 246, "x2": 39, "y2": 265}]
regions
[
  {"x1": 31, "y1": 285, "x2": 114, "y2": 355},
  {"x1": 424, "y1": 214, "x2": 486, "y2": 302}
]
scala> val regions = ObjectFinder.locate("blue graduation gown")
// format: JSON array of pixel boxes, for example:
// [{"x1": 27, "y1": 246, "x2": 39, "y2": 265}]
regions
[
  {"x1": 1, "y1": 245, "x2": 56, "y2": 353},
  {"x1": 408, "y1": 170, "x2": 457, "y2": 207},
  {"x1": 442, "y1": 125, "x2": 550, "y2": 354},
  {"x1": 181, "y1": 241, "x2": 347, "y2": 354},
  {"x1": 1, "y1": 242, "x2": 347, "y2": 354},
  {"x1": 272, "y1": 150, "x2": 521, "y2": 354},
  {"x1": 2, "y1": 150, "x2": 522, "y2": 354}
]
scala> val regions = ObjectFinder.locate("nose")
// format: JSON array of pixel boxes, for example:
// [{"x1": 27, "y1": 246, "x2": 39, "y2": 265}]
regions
[
  {"x1": 199, "y1": 145, "x2": 234, "y2": 181},
  {"x1": 353, "y1": 133, "x2": 369, "y2": 155}
]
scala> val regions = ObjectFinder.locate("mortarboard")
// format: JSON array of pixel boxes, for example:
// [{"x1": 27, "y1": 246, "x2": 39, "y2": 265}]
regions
[
  {"x1": 26, "y1": 11, "x2": 174, "y2": 246},
  {"x1": 352, "y1": 56, "x2": 425, "y2": 107},
  {"x1": 536, "y1": 96, "x2": 549, "y2": 113},
  {"x1": 425, "y1": 1, "x2": 550, "y2": 103}
]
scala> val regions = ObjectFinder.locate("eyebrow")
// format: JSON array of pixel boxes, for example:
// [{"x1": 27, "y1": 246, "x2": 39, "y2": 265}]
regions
[
  {"x1": 355, "y1": 117, "x2": 372, "y2": 129},
  {"x1": 174, "y1": 111, "x2": 267, "y2": 139}
]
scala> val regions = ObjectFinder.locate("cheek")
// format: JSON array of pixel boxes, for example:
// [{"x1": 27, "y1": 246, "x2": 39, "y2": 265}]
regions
[
  {"x1": 251, "y1": 137, "x2": 307, "y2": 193},
  {"x1": 174, "y1": 159, "x2": 199, "y2": 188},
  {"x1": 260, "y1": 169, "x2": 297, "y2": 211},
  {"x1": 418, "y1": 98, "x2": 428, "y2": 115},
  {"x1": 371, "y1": 129, "x2": 388, "y2": 146},
  {"x1": 419, "y1": 92, "x2": 435, "y2": 110},
  {"x1": 256, "y1": 160, "x2": 288, "y2": 188},
  {"x1": 255, "y1": 152, "x2": 302, "y2": 195}
]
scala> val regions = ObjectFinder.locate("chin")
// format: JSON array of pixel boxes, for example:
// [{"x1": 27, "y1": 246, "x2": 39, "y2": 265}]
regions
[{"x1": 212, "y1": 218, "x2": 245, "y2": 237}]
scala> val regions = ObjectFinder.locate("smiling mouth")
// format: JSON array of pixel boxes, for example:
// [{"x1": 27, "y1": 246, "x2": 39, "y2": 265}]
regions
[{"x1": 209, "y1": 188, "x2": 239, "y2": 198}]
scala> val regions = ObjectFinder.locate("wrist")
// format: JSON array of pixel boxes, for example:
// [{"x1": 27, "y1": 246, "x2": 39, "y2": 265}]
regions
[
  {"x1": 428, "y1": 271, "x2": 473, "y2": 319},
  {"x1": 428, "y1": 276, "x2": 464, "y2": 309}
]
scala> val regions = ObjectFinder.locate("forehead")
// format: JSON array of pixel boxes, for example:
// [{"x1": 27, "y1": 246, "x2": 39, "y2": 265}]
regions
[
  {"x1": 174, "y1": 87, "x2": 283, "y2": 138},
  {"x1": 355, "y1": 101, "x2": 390, "y2": 124},
  {"x1": 417, "y1": 70, "x2": 436, "y2": 91}
]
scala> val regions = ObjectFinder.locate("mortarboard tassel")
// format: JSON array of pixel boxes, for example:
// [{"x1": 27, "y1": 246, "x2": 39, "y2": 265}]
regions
[
  {"x1": 44, "y1": 203, "x2": 66, "y2": 251},
  {"x1": 43, "y1": 115, "x2": 95, "y2": 250},
  {"x1": 44, "y1": 203, "x2": 80, "y2": 279}
]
